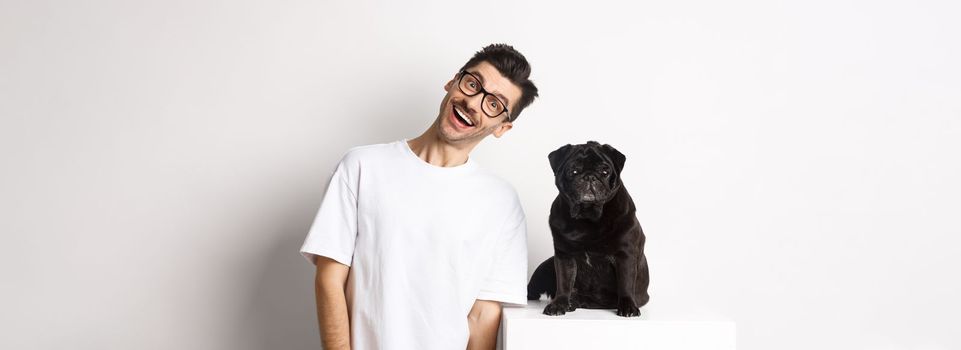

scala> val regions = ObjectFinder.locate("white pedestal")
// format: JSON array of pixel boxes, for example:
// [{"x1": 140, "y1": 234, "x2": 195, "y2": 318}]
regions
[{"x1": 497, "y1": 299, "x2": 736, "y2": 350}]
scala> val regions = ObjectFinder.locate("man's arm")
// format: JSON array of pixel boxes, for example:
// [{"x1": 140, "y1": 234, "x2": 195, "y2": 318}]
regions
[
  {"x1": 466, "y1": 299, "x2": 504, "y2": 350},
  {"x1": 314, "y1": 255, "x2": 352, "y2": 350}
]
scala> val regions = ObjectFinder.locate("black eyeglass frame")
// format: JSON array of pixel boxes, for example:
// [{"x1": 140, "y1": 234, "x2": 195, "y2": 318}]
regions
[{"x1": 456, "y1": 69, "x2": 513, "y2": 122}]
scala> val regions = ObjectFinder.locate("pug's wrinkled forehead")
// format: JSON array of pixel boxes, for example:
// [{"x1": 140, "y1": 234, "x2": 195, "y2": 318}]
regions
[{"x1": 549, "y1": 141, "x2": 626, "y2": 176}]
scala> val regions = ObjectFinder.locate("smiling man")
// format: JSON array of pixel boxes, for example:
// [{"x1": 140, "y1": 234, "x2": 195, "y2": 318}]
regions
[{"x1": 300, "y1": 43, "x2": 539, "y2": 350}]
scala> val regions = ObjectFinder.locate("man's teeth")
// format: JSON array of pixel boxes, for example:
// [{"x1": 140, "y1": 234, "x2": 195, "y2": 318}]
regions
[{"x1": 454, "y1": 107, "x2": 474, "y2": 126}]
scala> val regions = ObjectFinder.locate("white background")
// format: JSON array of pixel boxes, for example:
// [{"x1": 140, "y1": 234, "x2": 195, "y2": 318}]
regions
[{"x1": 2, "y1": 0, "x2": 959, "y2": 349}]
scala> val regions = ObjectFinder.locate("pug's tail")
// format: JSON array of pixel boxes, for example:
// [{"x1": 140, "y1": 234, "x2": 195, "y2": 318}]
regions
[{"x1": 526, "y1": 256, "x2": 557, "y2": 300}]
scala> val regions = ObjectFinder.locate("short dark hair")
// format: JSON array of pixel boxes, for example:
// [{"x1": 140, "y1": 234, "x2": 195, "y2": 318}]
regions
[{"x1": 458, "y1": 43, "x2": 539, "y2": 122}]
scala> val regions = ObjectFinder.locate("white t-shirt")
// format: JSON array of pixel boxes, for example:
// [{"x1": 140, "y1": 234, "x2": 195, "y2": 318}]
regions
[{"x1": 299, "y1": 138, "x2": 529, "y2": 350}]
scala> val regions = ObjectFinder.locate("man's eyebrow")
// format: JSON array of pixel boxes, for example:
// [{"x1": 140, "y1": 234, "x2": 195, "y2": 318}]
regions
[{"x1": 468, "y1": 70, "x2": 511, "y2": 108}]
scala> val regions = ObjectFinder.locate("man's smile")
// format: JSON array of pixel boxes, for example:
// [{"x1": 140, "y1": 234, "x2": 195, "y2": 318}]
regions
[{"x1": 450, "y1": 103, "x2": 476, "y2": 129}]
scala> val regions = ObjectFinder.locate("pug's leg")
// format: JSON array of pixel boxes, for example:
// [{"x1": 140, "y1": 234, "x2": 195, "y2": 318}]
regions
[
  {"x1": 614, "y1": 251, "x2": 641, "y2": 317},
  {"x1": 543, "y1": 254, "x2": 577, "y2": 316},
  {"x1": 636, "y1": 254, "x2": 651, "y2": 307}
]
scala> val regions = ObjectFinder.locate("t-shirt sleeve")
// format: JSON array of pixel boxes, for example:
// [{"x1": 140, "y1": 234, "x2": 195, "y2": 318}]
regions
[
  {"x1": 476, "y1": 198, "x2": 529, "y2": 306},
  {"x1": 299, "y1": 157, "x2": 358, "y2": 267}
]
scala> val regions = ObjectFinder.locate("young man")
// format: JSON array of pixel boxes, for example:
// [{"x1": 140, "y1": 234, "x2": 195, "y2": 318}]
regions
[{"x1": 299, "y1": 43, "x2": 539, "y2": 350}]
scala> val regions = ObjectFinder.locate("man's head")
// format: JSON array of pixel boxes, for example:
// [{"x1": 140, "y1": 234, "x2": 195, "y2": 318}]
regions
[{"x1": 435, "y1": 43, "x2": 538, "y2": 144}]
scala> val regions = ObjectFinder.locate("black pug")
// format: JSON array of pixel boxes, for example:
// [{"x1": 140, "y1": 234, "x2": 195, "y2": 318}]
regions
[{"x1": 527, "y1": 141, "x2": 650, "y2": 317}]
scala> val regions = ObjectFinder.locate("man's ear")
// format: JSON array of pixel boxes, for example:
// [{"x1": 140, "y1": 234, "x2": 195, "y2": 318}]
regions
[
  {"x1": 548, "y1": 144, "x2": 574, "y2": 175},
  {"x1": 600, "y1": 143, "x2": 626, "y2": 174},
  {"x1": 445, "y1": 72, "x2": 461, "y2": 92},
  {"x1": 492, "y1": 122, "x2": 512, "y2": 138}
]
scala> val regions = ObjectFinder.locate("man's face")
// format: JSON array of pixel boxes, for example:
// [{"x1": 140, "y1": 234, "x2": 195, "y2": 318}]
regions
[{"x1": 437, "y1": 61, "x2": 523, "y2": 144}]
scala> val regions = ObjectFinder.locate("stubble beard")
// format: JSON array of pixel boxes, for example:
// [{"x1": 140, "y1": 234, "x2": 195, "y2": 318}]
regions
[{"x1": 438, "y1": 99, "x2": 488, "y2": 144}]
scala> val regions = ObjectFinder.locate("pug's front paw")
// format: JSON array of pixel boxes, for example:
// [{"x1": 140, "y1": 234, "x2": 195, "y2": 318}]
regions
[
  {"x1": 616, "y1": 297, "x2": 640, "y2": 317},
  {"x1": 543, "y1": 296, "x2": 576, "y2": 316}
]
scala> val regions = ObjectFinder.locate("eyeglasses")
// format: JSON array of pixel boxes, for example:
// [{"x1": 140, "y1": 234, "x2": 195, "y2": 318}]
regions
[{"x1": 456, "y1": 69, "x2": 512, "y2": 122}]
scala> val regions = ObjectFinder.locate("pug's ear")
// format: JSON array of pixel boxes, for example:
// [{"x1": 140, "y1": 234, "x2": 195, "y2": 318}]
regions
[
  {"x1": 600, "y1": 144, "x2": 626, "y2": 174},
  {"x1": 548, "y1": 144, "x2": 574, "y2": 175}
]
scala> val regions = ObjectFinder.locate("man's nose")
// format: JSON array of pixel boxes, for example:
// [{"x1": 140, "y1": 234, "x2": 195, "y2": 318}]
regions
[{"x1": 464, "y1": 94, "x2": 485, "y2": 116}]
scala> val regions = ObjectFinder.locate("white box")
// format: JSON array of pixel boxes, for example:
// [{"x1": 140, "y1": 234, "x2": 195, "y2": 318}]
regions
[{"x1": 498, "y1": 299, "x2": 736, "y2": 350}]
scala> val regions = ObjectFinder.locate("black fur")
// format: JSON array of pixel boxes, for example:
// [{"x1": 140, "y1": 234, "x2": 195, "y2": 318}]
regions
[{"x1": 527, "y1": 141, "x2": 650, "y2": 317}]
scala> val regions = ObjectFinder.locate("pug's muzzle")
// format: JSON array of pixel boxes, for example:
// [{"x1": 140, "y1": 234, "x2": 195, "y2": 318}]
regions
[{"x1": 552, "y1": 142, "x2": 623, "y2": 221}]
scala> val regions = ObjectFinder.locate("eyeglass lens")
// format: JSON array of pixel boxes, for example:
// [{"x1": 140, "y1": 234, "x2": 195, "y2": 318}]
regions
[{"x1": 459, "y1": 74, "x2": 507, "y2": 118}]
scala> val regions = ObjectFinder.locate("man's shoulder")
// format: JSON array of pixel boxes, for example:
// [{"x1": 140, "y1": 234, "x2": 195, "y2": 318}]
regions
[
  {"x1": 338, "y1": 139, "x2": 399, "y2": 164},
  {"x1": 474, "y1": 170, "x2": 526, "y2": 227},
  {"x1": 471, "y1": 168, "x2": 521, "y2": 203}
]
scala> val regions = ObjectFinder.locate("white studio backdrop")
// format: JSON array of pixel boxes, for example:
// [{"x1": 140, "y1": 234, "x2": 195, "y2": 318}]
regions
[{"x1": 1, "y1": 0, "x2": 959, "y2": 349}]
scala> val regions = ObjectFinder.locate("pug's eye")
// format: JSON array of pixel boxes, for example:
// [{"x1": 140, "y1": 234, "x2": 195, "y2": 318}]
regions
[
  {"x1": 571, "y1": 169, "x2": 578, "y2": 175},
  {"x1": 601, "y1": 169, "x2": 609, "y2": 175}
]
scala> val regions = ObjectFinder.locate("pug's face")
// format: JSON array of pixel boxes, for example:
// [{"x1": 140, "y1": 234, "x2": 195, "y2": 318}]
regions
[{"x1": 548, "y1": 141, "x2": 626, "y2": 221}]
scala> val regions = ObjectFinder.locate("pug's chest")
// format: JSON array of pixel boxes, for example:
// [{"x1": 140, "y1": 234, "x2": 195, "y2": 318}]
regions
[
  {"x1": 551, "y1": 225, "x2": 621, "y2": 254},
  {"x1": 575, "y1": 251, "x2": 618, "y2": 276}
]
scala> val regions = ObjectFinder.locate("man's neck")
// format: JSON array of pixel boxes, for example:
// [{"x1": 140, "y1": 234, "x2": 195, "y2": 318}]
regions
[{"x1": 407, "y1": 133, "x2": 475, "y2": 168}]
